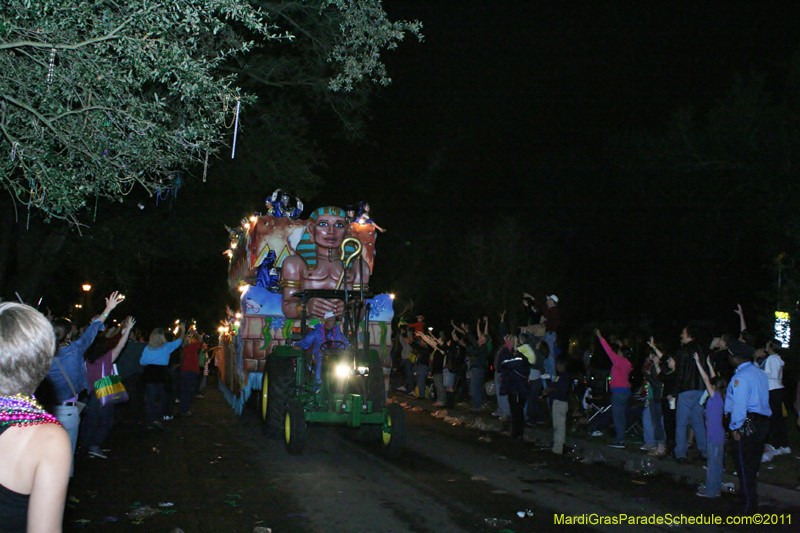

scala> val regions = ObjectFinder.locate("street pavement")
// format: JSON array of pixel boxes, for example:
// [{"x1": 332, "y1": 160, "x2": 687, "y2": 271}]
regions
[
  {"x1": 62, "y1": 379, "x2": 800, "y2": 532},
  {"x1": 398, "y1": 391, "x2": 800, "y2": 509}
]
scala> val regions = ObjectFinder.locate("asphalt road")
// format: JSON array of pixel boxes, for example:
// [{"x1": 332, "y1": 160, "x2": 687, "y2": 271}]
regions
[{"x1": 64, "y1": 380, "x2": 798, "y2": 533}]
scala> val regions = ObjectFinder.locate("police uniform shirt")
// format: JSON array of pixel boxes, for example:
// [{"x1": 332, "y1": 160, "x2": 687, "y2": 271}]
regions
[{"x1": 723, "y1": 361, "x2": 771, "y2": 431}]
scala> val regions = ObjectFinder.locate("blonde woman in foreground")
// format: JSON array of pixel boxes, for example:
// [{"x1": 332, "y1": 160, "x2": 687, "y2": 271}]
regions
[{"x1": 0, "y1": 302, "x2": 71, "y2": 533}]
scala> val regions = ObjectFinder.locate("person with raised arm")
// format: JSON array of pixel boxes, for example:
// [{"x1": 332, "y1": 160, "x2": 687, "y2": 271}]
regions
[
  {"x1": 140, "y1": 322, "x2": 185, "y2": 429},
  {"x1": 44, "y1": 291, "x2": 123, "y2": 471},
  {"x1": 692, "y1": 351, "x2": 727, "y2": 498},
  {"x1": 595, "y1": 329, "x2": 633, "y2": 449},
  {"x1": 80, "y1": 316, "x2": 136, "y2": 459},
  {"x1": 643, "y1": 336, "x2": 668, "y2": 456}
]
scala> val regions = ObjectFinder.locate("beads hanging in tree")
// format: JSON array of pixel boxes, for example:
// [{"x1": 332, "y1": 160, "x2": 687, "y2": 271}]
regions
[
  {"x1": 46, "y1": 48, "x2": 56, "y2": 84},
  {"x1": 231, "y1": 101, "x2": 241, "y2": 159}
]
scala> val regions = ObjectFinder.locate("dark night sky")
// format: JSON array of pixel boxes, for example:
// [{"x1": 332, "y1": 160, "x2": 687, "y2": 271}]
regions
[
  {"x1": 300, "y1": 1, "x2": 800, "y2": 332},
  {"x1": 41, "y1": 2, "x2": 798, "y2": 336}
]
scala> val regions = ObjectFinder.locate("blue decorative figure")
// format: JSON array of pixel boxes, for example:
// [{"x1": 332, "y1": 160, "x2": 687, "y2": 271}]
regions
[
  {"x1": 255, "y1": 250, "x2": 281, "y2": 293},
  {"x1": 267, "y1": 189, "x2": 303, "y2": 219}
]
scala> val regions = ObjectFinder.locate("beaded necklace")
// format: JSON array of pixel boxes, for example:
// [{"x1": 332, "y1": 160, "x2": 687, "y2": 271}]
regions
[{"x1": 0, "y1": 393, "x2": 60, "y2": 428}]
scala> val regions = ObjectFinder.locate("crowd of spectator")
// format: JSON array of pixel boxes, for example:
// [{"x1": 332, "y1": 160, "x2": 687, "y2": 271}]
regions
[
  {"x1": 0, "y1": 292, "x2": 218, "y2": 532},
  {"x1": 3, "y1": 284, "x2": 798, "y2": 528},
  {"x1": 389, "y1": 296, "x2": 799, "y2": 515}
]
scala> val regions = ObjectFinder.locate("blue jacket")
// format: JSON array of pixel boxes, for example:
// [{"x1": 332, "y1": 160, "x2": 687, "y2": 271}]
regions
[
  {"x1": 296, "y1": 324, "x2": 348, "y2": 357},
  {"x1": 140, "y1": 339, "x2": 183, "y2": 366},
  {"x1": 45, "y1": 319, "x2": 104, "y2": 402}
]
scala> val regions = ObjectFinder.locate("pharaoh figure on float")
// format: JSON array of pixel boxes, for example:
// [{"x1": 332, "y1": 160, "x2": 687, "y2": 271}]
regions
[{"x1": 280, "y1": 206, "x2": 370, "y2": 319}]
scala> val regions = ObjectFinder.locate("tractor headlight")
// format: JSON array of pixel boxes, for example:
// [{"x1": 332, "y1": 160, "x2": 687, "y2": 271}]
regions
[
  {"x1": 335, "y1": 364, "x2": 350, "y2": 378},
  {"x1": 357, "y1": 366, "x2": 369, "y2": 375}
]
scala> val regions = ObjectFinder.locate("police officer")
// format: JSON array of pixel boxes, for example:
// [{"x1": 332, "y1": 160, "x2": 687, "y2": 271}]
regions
[{"x1": 723, "y1": 340, "x2": 771, "y2": 514}]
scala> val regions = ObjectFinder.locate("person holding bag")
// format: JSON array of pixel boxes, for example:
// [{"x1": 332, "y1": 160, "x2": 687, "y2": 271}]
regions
[
  {"x1": 43, "y1": 291, "x2": 123, "y2": 472},
  {"x1": 80, "y1": 316, "x2": 135, "y2": 459}
]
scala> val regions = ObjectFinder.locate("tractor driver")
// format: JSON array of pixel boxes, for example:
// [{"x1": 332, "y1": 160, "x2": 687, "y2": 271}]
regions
[
  {"x1": 296, "y1": 311, "x2": 350, "y2": 383},
  {"x1": 280, "y1": 206, "x2": 370, "y2": 319}
]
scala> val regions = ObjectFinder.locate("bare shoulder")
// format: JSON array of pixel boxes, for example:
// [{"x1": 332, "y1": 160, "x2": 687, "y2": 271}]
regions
[
  {"x1": 28, "y1": 423, "x2": 71, "y2": 459},
  {"x1": 282, "y1": 254, "x2": 306, "y2": 277}
]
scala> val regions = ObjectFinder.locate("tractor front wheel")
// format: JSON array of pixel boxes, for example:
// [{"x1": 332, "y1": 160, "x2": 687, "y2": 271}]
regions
[
  {"x1": 258, "y1": 368, "x2": 269, "y2": 431},
  {"x1": 381, "y1": 403, "x2": 406, "y2": 458},
  {"x1": 284, "y1": 400, "x2": 307, "y2": 455}
]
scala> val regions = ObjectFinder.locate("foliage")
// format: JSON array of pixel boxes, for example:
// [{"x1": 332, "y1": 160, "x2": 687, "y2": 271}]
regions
[
  {"x1": 323, "y1": 0, "x2": 422, "y2": 92},
  {"x1": 0, "y1": 0, "x2": 422, "y2": 224},
  {"x1": 0, "y1": 0, "x2": 277, "y2": 222},
  {"x1": 231, "y1": 0, "x2": 422, "y2": 138}
]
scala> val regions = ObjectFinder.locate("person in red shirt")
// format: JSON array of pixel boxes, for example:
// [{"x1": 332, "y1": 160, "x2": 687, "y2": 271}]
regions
[
  {"x1": 407, "y1": 315, "x2": 426, "y2": 335},
  {"x1": 595, "y1": 329, "x2": 633, "y2": 448},
  {"x1": 179, "y1": 330, "x2": 202, "y2": 416}
]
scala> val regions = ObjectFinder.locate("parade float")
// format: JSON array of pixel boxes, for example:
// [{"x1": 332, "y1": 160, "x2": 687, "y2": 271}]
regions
[{"x1": 218, "y1": 193, "x2": 403, "y2": 456}]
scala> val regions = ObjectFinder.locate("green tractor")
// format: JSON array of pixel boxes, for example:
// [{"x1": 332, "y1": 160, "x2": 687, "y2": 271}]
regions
[{"x1": 259, "y1": 289, "x2": 406, "y2": 457}]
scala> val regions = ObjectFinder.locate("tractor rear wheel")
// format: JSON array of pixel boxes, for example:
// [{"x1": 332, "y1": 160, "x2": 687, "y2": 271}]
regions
[
  {"x1": 381, "y1": 403, "x2": 406, "y2": 458},
  {"x1": 284, "y1": 399, "x2": 307, "y2": 455},
  {"x1": 263, "y1": 356, "x2": 294, "y2": 438}
]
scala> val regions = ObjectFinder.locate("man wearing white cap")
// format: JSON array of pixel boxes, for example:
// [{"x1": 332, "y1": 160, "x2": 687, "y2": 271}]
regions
[{"x1": 296, "y1": 311, "x2": 349, "y2": 383}]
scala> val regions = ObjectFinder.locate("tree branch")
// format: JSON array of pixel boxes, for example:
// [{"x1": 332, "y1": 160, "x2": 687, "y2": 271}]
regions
[{"x1": 0, "y1": 10, "x2": 142, "y2": 51}]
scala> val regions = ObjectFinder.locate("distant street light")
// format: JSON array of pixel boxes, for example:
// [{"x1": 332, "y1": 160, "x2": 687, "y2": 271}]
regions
[{"x1": 80, "y1": 283, "x2": 92, "y2": 323}]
